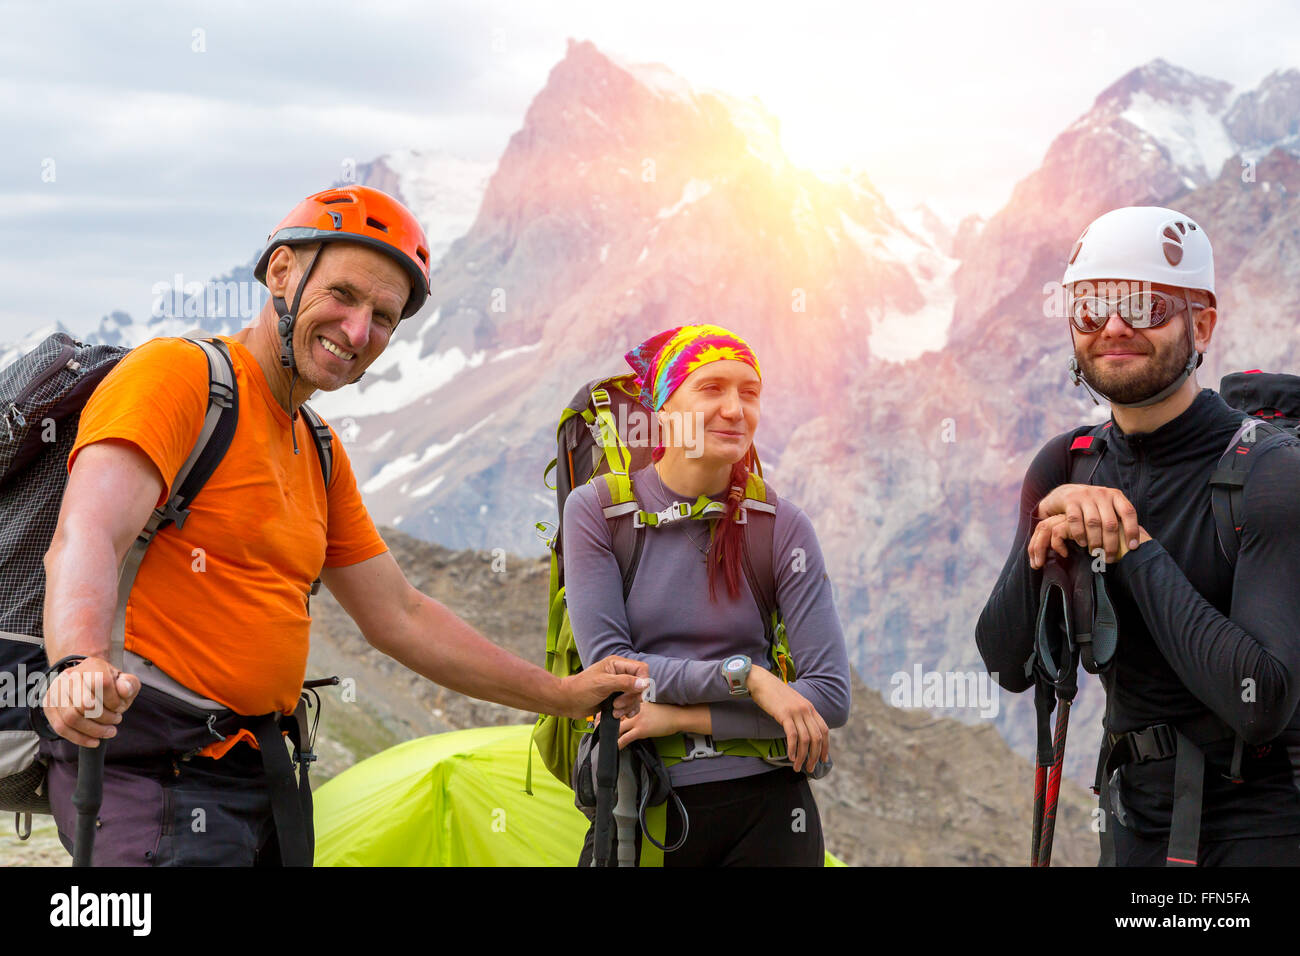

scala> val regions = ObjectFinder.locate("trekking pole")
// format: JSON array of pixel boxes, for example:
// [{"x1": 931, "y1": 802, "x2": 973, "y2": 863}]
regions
[
  {"x1": 1028, "y1": 554, "x2": 1082, "y2": 868},
  {"x1": 1029, "y1": 680, "x2": 1055, "y2": 866},
  {"x1": 1038, "y1": 651, "x2": 1080, "y2": 866},
  {"x1": 592, "y1": 693, "x2": 620, "y2": 867},
  {"x1": 72, "y1": 661, "x2": 113, "y2": 868},
  {"x1": 1037, "y1": 691, "x2": 1074, "y2": 867},
  {"x1": 72, "y1": 744, "x2": 105, "y2": 868}
]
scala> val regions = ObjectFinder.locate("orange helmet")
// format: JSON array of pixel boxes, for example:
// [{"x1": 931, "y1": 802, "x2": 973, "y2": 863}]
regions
[{"x1": 255, "y1": 185, "x2": 432, "y2": 319}]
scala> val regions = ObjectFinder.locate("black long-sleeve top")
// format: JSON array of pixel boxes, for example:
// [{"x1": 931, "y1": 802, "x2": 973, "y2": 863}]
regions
[{"x1": 976, "y1": 388, "x2": 1300, "y2": 840}]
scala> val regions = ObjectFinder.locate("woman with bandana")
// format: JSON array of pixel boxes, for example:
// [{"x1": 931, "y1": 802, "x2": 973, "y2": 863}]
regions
[{"x1": 564, "y1": 324, "x2": 852, "y2": 866}]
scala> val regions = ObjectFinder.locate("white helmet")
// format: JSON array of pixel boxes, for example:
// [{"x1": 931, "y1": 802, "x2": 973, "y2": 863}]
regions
[
  {"x1": 1062, "y1": 205, "x2": 1214, "y2": 301},
  {"x1": 1062, "y1": 206, "x2": 1215, "y2": 409}
]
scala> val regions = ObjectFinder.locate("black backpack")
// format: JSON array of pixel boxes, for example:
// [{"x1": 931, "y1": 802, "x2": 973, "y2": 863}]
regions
[
  {"x1": 0, "y1": 332, "x2": 333, "y2": 833},
  {"x1": 1208, "y1": 371, "x2": 1300, "y2": 563}
]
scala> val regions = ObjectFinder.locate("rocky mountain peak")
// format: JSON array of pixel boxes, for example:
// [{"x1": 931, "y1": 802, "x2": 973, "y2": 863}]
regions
[
  {"x1": 1094, "y1": 58, "x2": 1235, "y2": 114},
  {"x1": 1224, "y1": 68, "x2": 1300, "y2": 154}
]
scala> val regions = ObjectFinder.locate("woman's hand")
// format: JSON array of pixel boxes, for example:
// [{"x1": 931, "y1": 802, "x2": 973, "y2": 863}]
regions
[
  {"x1": 614, "y1": 701, "x2": 686, "y2": 750},
  {"x1": 746, "y1": 668, "x2": 829, "y2": 773}
]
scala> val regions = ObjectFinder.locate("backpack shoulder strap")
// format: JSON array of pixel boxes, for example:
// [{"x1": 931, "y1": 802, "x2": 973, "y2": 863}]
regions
[
  {"x1": 1210, "y1": 415, "x2": 1289, "y2": 567},
  {"x1": 110, "y1": 336, "x2": 238, "y2": 666},
  {"x1": 150, "y1": 337, "x2": 238, "y2": 529},
  {"x1": 737, "y1": 474, "x2": 778, "y2": 630},
  {"x1": 1067, "y1": 421, "x2": 1111, "y2": 487},
  {"x1": 294, "y1": 401, "x2": 335, "y2": 604},
  {"x1": 297, "y1": 401, "x2": 334, "y2": 490},
  {"x1": 594, "y1": 472, "x2": 644, "y2": 601}
]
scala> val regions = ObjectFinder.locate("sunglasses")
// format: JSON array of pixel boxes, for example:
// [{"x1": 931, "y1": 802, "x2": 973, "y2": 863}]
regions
[{"x1": 1069, "y1": 289, "x2": 1206, "y2": 333}]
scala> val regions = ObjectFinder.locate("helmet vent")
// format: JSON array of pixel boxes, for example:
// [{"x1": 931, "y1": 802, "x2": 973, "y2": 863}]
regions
[
  {"x1": 322, "y1": 195, "x2": 353, "y2": 205},
  {"x1": 366, "y1": 217, "x2": 389, "y2": 233},
  {"x1": 1068, "y1": 226, "x2": 1089, "y2": 266},
  {"x1": 416, "y1": 246, "x2": 430, "y2": 266},
  {"x1": 1175, "y1": 221, "x2": 1186, "y2": 235},
  {"x1": 1162, "y1": 241, "x2": 1184, "y2": 266},
  {"x1": 1163, "y1": 225, "x2": 1182, "y2": 243}
]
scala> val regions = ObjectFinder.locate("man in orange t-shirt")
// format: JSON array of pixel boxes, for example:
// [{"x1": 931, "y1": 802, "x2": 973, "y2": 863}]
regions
[{"x1": 39, "y1": 186, "x2": 647, "y2": 866}]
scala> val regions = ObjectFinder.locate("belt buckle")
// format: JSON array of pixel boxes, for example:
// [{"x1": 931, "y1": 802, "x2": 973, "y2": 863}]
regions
[
  {"x1": 657, "y1": 502, "x2": 690, "y2": 525},
  {"x1": 680, "y1": 734, "x2": 718, "y2": 761},
  {"x1": 1132, "y1": 724, "x2": 1175, "y2": 763}
]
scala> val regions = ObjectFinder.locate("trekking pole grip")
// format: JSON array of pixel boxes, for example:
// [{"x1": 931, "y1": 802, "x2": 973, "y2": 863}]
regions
[
  {"x1": 592, "y1": 693, "x2": 621, "y2": 867},
  {"x1": 72, "y1": 743, "x2": 106, "y2": 867}
]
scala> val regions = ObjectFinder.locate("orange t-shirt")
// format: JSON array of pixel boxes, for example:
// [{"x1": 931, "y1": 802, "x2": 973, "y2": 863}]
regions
[{"x1": 67, "y1": 334, "x2": 388, "y2": 757}]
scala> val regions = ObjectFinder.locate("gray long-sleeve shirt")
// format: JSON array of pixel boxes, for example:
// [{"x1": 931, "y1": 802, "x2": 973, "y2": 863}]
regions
[{"x1": 562, "y1": 463, "x2": 852, "y2": 786}]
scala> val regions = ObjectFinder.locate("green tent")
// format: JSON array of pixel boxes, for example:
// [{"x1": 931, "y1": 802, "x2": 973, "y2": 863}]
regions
[{"x1": 313, "y1": 724, "x2": 845, "y2": 866}]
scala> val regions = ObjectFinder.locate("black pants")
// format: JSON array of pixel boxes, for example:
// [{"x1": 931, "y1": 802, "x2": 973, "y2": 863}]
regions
[
  {"x1": 1110, "y1": 816, "x2": 1300, "y2": 866},
  {"x1": 46, "y1": 743, "x2": 281, "y2": 866},
  {"x1": 579, "y1": 767, "x2": 825, "y2": 867}
]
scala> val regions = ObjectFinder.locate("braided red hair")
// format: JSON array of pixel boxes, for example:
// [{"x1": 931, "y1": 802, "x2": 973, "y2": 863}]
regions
[{"x1": 707, "y1": 450, "x2": 755, "y2": 603}]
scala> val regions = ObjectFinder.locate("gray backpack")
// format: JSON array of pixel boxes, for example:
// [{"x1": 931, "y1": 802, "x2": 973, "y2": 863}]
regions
[{"x1": 0, "y1": 332, "x2": 332, "y2": 836}]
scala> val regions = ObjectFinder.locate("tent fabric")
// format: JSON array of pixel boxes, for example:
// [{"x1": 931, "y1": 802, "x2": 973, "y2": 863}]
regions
[{"x1": 313, "y1": 724, "x2": 845, "y2": 867}]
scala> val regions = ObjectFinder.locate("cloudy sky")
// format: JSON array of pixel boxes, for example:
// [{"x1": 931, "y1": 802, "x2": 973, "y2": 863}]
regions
[{"x1": 2, "y1": 0, "x2": 1295, "y2": 342}]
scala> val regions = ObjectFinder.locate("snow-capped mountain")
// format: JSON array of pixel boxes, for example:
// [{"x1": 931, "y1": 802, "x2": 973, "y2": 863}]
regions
[
  {"x1": 1104, "y1": 58, "x2": 1238, "y2": 186},
  {"x1": 352, "y1": 150, "x2": 495, "y2": 270}
]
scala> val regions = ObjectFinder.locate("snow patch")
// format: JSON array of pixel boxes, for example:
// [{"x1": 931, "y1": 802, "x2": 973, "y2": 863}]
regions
[
  {"x1": 417, "y1": 307, "x2": 442, "y2": 338},
  {"x1": 1120, "y1": 92, "x2": 1236, "y2": 181},
  {"x1": 840, "y1": 211, "x2": 959, "y2": 362},
  {"x1": 380, "y1": 150, "x2": 494, "y2": 268},
  {"x1": 362, "y1": 414, "x2": 495, "y2": 494},
  {"x1": 410, "y1": 474, "x2": 444, "y2": 498},
  {"x1": 656, "y1": 179, "x2": 712, "y2": 218},
  {"x1": 308, "y1": 343, "x2": 486, "y2": 419},
  {"x1": 492, "y1": 342, "x2": 541, "y2": 362}
]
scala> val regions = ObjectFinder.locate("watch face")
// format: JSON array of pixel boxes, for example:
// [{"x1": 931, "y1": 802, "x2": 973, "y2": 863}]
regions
[{"x1": 726, "y1": 658, "x2": 745, "y2": 672}]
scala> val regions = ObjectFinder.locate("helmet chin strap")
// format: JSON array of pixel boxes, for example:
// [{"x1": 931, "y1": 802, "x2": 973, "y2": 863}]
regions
[
  {"x1": 1067, "y1": 293, "x2": 1201, "y2": 410},
  {"x1": 273, "y1": 247, "x2": 323, "y2": 454}
]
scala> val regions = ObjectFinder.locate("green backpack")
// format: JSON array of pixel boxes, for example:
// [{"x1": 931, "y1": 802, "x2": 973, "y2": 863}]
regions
[{"x1": 526, "y1": 373, "x2": 795, "y2": 800}]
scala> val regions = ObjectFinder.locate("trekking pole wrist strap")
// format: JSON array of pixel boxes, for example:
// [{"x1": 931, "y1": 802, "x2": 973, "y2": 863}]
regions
[
  {"x1": 28, "y1": 657, "x2": 91, "y2": 741},
  {"x1": 47, "y1": 654, "x2": 89, "y2": 677}
]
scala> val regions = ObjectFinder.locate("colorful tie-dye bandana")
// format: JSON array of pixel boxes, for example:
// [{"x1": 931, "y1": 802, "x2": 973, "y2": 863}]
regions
[{"x1": 624, "y1": 325, "x2": 762, "y2": 411}]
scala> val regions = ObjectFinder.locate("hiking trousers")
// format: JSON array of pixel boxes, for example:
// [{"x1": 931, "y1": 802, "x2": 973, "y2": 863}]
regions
[
  {"x1": 579, "y1": 766, "x2": 825, "y2": 867},
  {"x1": 1109, "y1": 814, "x2": 1300, "y2": 866},
  {"x1": 45, "y1": 742, "x2": 284, "y2": 866}
]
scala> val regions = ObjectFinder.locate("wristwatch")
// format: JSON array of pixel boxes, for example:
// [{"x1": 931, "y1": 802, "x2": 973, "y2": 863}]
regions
[{"x1": 722, "y1": 654, "x2": 752, "y2": 697}]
